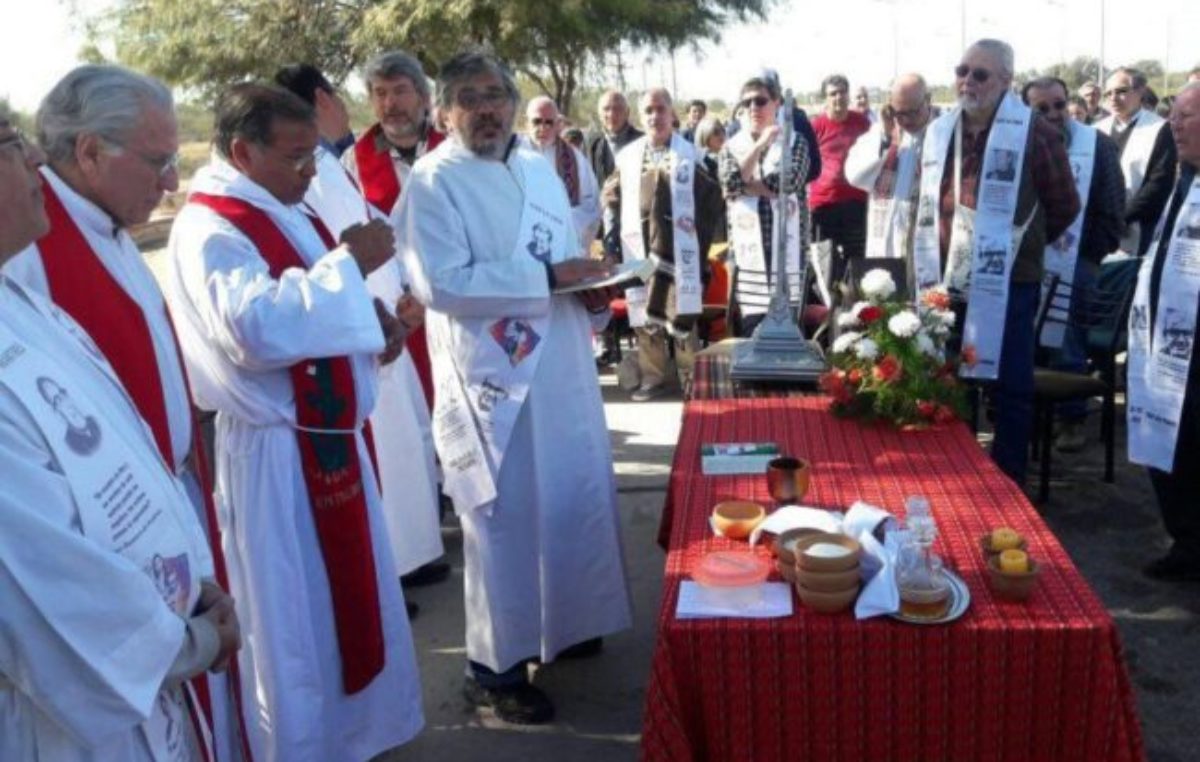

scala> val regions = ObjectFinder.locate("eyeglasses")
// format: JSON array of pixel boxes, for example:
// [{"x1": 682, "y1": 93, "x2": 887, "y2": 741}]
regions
[
  {"x1": 454, "y1": 88, "x2": 510, "y2": 110},
  {"x1": 891, "y1": 107, "x2": 925, "y2": 119},
  {"x1": 103, "y1": 138, "x2": 180, "y2": 178},
  {"x1": 739, "y1": 95, "x2": 770, "y2": 109},
  {"x1": 955, "y1": 64, "x2": 991, "y2": 83},
  {"x1": 1034, "y1": 100, "x2": 1068, "y2": 114},
  {"x1": 529, "y1": 118, "x2": 556, "y2": 127},
  {"x1": 1103, "y1": 86, "x2": 1132, "y2": 99}
]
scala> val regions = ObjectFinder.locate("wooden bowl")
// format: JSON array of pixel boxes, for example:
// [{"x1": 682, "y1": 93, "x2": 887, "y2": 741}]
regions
[
  {"x1": 795, "y1": 565, "x2": 861, "y2": 593},
  {"x1": 711, "y1": 500, "x2": 766, "y2": 540},
  {"x1": 795, "y1": 533, "x2": 862, "y2": 573},
  {"x1": 795, "y1": 580, "x2": 860, "y2": 613},
  {"x1": 986, "y1": 555, "x2": 1042, "y2": 601},
  {"x1": 979, "y1": 533, "x2": 1028, "y2": 557}
]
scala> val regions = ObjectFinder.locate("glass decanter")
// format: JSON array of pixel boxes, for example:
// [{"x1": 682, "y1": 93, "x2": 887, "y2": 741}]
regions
[{"x1": 896, "y1": 496, "x2": 952, "y2": 619}]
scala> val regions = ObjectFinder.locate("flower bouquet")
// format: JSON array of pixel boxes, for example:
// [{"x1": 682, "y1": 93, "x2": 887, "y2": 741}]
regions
[{"x1": 818, "y1": 269, "x2": 969, "y2": 427}]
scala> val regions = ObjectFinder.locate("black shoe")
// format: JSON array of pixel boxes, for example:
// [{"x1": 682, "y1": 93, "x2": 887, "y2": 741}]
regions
[
  {"x1": 463, "y1": 677, "x2": 555, "y2": 725},
  {"x1": 557, "y1": 637, "x2": 603, "y2": 660},
  {"x1": 401, "y1": 560, "x2": 451, "y2": 587},
  {"x1": 405, "y1": 600, "x2": 420, "y2": 619},
  {"x1": 1143, "y1": 553, "x2": 1200, "y2": 582}
]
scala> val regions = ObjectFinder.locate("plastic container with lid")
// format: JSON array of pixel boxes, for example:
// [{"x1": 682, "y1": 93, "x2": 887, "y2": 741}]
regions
[{"x1": 691, "y1": 551, "x2": 771, "y2": 609}]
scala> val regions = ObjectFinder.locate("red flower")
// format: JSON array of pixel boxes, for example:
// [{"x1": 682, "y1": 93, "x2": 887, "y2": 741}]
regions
[
  {"x1": 847, "y1": 368, "x2": 863, "y2": 385},
  {"x1": 933, "y1": 404, "x2": 956, "y2": 424},
  {"x1": 917, "y1": 400, "x2": 937, "y2": 419},
  {"x1": 922, "y1": 289, "x2": 952, "y2": 311},
  {"x1": 961, "y1": 344, "x2": 978, "y2": 369},
  {"x1": 858, "y1": 305, "x2": 883, "y2": 324},
  {"x1": 872, "y1": 354, "x2": 904, "y2": 384}
]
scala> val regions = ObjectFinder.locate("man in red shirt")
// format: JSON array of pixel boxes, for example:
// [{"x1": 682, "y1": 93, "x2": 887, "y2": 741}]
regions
[{"x1": 810, "y1": 74, "x2": 872, "y2": 287}]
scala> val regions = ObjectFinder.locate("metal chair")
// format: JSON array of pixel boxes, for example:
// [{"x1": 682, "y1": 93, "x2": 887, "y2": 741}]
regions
[{"x1": 1030, "y1": 259, "x2": 1139, "y2": 502}]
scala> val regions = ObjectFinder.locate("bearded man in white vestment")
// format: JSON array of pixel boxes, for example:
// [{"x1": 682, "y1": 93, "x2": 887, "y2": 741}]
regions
[
  {"x1": 276, "y1": 62, "x2": 446, "y2": 618},
  {"x1": 394, "y1": 51, "x2": 633, "y2": 725},
  {"x1": 0, "y1": 113, "x2": 241, "y2": 762},
  {"x1": 164, "y1": 84, "x2": 423, "y2": 761}
]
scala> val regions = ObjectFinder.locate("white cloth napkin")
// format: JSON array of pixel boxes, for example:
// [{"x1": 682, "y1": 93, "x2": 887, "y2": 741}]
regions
[
  {"x1": 675, "y1": 581, "x2": 794, "y2": 619},
  {"x1": 748, "y1": 505, "x2": 844, "y2": 545},
  {"x1": 854, "y1": 529, "x2": 902, "y2": 619},
  {"x1": 843, "y1": 500, "x2": 900, "y2": 541}
]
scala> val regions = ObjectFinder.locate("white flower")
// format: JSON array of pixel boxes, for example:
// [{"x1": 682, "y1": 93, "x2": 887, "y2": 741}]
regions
[
  {"x1": 916, "y1": 332, "x2": 938, "y2": 357},
  {"x1": 888, "y1": 310, "x2": 921, "y2": 338},
  {"x1": 860, "y1": 269, "x2": 897, "y2": 301},
  {"x1": 935, "y1": 309, "x2": 956, "y2": 327},
  {"x1": 850, "y1": 300, "x2": 872, "y2": 319},
  {"x1": 837, "y1": 311, "x2": 861, "y2": 329},
  {"x1": 854, "y1": 337, "x2": 879, "y2": 361},
  {"x1": 832, "y1": 331, "x2": 862, "y2": 354}
]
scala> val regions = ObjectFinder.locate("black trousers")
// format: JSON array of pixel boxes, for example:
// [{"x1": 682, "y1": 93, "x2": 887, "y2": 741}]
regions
[
  {"x1": 812, "y1": 199, "x2": 867, "y2": 287},
  {"x1": 1148, "y1": 387, "x2": 1200, "y2": 560}
]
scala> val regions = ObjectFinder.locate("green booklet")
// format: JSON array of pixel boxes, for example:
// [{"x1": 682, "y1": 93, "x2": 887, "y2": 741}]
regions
[{"x1": 700, "y1": 442, "x2": 780, "y2": 475}]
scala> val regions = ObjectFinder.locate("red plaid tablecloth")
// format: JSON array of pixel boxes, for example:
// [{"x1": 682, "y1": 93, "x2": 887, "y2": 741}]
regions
[
  {"x1": 641, "y1": 397, "x2": 1144, "y2": 762},
  {"x1": 687, "y1": 344, "x2": 814, "y2": 402}
]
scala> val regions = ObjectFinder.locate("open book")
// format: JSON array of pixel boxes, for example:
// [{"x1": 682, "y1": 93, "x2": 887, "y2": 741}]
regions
[{"x1": 553, "y1": 257, "x2": 657, "y2": 295}]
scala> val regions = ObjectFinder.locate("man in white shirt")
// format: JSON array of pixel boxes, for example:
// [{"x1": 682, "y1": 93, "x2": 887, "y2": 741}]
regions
[
  {"x1": 395, "y1": 51, "x2": 632, "y2": 726},
  {"x1": 0, "y1": 110, "x2": 240, "y2": 762},
  {"x1": 166, "y1": 83, "x2": 423, "y2": 761},
  {"x1": 523, "y1": 95, "x2": 601, "y2": 252}
]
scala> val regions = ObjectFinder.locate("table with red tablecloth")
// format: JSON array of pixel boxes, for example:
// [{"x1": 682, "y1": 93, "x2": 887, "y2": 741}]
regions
[{"x1": 641, "y1": 396, "x2": 1144, "y2": 761}]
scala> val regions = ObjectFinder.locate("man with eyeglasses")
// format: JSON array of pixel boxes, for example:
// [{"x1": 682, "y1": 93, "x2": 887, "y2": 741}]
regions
[
  {"x1": 1095, "y1": 66, "x2": 1177, "y2": 257},
  {"x1": 1021, "y1": 76, "x2": 1125, "y2": 454},
  {"x1": 601, "y1": 87, "x2": 722, "y2": 400},
  {"x1": 0, "y1": 108, "x2": 244, "y2": 762},
  {"x1": 811, "y1": 73, "x2": 872, "y2": 286},
  {"x1": 846, "y1": 73, "x2": 935, "y2": 277},
  {"x1": 394, "y1": 51, "x2": 632, "y2": 725},
  {"x1": 912, "y1": 39, "x2": 1080, "y2": 486},
  {"x1": 522, "y1": 95, "x2": 601, "y2": 252},
  {"x1": 1, "y1": 63, "x2": 253, "y2": 761},
  {"x1": 343, "y1": 50, "x2": 445, "y2": 414},
  {"x1": 277, "y1": 62, "x2": 450, "y2": 624},
  {"x1": 168, "y1": 82, "x2": 425, "y2": 760},
  {"x1": 1127, "y1": 82, "x2": 1200, "y2": 581}
]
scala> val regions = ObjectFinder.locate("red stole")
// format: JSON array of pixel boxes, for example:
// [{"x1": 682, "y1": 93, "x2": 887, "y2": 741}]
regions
[
  {"x1": 37, "y1": 178, "x2": 253, "y2": 761},
  {"x1": 555, "y1": 138, "x2": 581, "y2": 206},
  {"x1": 351, "y1": 123, "x2": 444, "y2": 411},
  {"x1": 189, "y1": 192, "x2": 385, "y2": 694}
]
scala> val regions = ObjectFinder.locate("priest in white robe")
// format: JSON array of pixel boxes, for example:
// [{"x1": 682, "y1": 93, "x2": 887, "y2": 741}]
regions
[
  {"x1": 0, "y1": 112, "x2": 240, "y2": 762},
  {"x1": 279, "y1": 63, "x2": 446, "y2": 604},
  {"x1": 394, "y1": 51, "x2": 632, "y2": 725},
  {"x1": 164, "y1": 83, "x2": 423, "y2": 761},
  {"x1": 521, "y1": 95, "x2": 601, "y2": 253}
]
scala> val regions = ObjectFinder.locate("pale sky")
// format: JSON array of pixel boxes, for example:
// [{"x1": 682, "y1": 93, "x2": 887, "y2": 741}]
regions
[{"x1": 2, "y1": 0, "x2": 1197, "y2": 113}]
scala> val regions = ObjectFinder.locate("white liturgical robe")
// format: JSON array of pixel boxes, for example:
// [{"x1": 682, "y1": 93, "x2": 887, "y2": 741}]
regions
[
  {"x1": 394, "y1": 137, "x2": 632, "y2": 672},
  {"x1": 165, "y1": 159, "x2": 423, "y2": 762},
  {"x1": 305, "y1": 146, "x2": 444, "y2": 575},
  {"x1": 0, "y1": 276, "x2": 212, "y2": 762}
]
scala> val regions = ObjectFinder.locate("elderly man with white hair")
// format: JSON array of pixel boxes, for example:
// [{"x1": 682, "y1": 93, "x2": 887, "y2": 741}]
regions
[
  {"x1": 3, "y1": 64, "x2": 248, "y2": 761},
  {"x1": 1128, "y1": 81, "x2": 1200, "y2": 581},
  {"x1": 522, "y1": 95, "x2": 601, "y2": 252},
  {"x1": 912, "y1": 38, "x2": 1079, "y2": 485}
]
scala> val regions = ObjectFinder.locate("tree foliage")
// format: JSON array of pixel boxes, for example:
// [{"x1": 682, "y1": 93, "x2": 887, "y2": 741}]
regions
[{"x1": 86, "y1": 0, "x2": 775, "y2": 113}]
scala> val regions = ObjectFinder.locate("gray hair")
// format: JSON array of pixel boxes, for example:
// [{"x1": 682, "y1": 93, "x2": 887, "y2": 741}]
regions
[
  {"x1": 693, "y1": 116, "x2": 725, "y2": 150},
  {"x1": 436, "y1": 51, "x2": 519, "y2": 112},
  {"x1": 36, "y1": 64, "x2": 173, "y2": 165},
  {"x1": 1111, "y1": 66, "x2": 1148, "y2": 90},
  {"x1": 968, "y1": 39, "x2": 1015, "y2": 79},
  {"x1": 641, "y1": 87, "x2": 673, "y2": 109},
  {"x1": 364, "y1": 50, "x2": 430, "y2": 101}
]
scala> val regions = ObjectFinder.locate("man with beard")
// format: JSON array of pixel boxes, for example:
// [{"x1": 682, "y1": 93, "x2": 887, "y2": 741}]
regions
[
  {"x1": 911, "y1": 39, "x2": 1079, "y2": 485},
  {"x1": 522, "y1": 95, "x2": 601, "y2": 252},
  {"x1": 394, "y1": 51, "x2": 632, "y2": 724},
  {"x1": 344, "y1": 50, "x2": 444, "y2": 414},
  {"x1": 1095, "y1": 67, "x2": 1177, "y2": 256},
  {"x1": 1021, "y1": 76, "x2": 1125, "y2": 453}
]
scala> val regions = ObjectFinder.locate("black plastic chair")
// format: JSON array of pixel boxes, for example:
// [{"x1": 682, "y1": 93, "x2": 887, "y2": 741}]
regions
[{"x1": 1030, "y1": 259, "x2": 1138, "y2": 502}]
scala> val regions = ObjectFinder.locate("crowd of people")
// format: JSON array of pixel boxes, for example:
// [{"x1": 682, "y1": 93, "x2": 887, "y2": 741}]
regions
[{"x1": 1, "y1": 32, "x2": 1199, "y2": 762}]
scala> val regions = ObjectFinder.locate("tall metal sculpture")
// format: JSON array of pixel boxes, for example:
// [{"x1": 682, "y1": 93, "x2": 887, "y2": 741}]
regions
[{"x1": 730, "y1": 90, "x2": 828, "y2": 383}]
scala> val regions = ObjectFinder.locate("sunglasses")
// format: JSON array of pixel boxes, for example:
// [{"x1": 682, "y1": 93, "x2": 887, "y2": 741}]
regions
[
  {"x1": 954, "y1": 64, "x2": 991, "y2": 83},
  {"x1": 739, "y1": 95, "x2": 771, "y2": 109},
  {"x1": 1103, "y1": 86, "x2": 1132, "y2": 99},
  {"x1": 1034, "y1": 100, "x2": 1067, "y2": 114},
  {"x1": 530, "y1": 118, "x2": 556, "y2": 127}
]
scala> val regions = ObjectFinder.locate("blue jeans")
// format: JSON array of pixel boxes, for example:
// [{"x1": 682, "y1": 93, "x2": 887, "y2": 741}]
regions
[
  {"x1": 989, "y1": 282, "x2": 1038, "y2": 484},
  {"x1": 1049, "y1": 259, "x2": 1099, "y2": 422}
]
